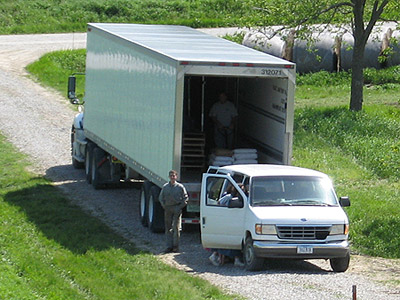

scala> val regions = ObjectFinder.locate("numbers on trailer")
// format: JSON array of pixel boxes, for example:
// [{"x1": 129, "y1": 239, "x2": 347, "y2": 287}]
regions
[{"x1": 260, "y1": 69, "x2": 283, "y2": 76}]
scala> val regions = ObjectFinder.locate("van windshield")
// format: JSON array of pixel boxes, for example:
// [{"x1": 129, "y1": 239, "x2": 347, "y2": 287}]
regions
[{"x1": 250, "y1": 176, "x2": 338, "y2": 207}]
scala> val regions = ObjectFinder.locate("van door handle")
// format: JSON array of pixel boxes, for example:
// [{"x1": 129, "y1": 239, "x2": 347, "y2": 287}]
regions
[{"x1": 202, "y1": 217, "x2": 206, "y2": 225}]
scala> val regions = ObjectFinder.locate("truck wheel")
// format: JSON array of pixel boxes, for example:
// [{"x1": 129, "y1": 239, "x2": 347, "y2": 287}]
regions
[
  {"x1": 244, "y1": 236, "x2": 264, "y2": 271},
  {"x1": 148, "y1": 185, "x2": 164, "y2": 233},
  {"x1": 71, "y1": 126, "x2": 84, "y2": 169},
  {"x1": 85, "y1": 143, "x2": 95, "y2": 184},
  {"x1": 139, "y1": 181, "x2": 153, "y2": 227},
  {"x1": 91, "y1": 147, "x2": 106, "y2": 190},
  {"x1": 330, "y1": 253, "x2": 350, "y2": 272},
  {"x1": 109, "y1": 159, "x2": 122, "y2": 185}
]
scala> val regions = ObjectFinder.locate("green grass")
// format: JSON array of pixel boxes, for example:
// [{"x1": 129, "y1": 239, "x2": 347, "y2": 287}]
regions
[
  {"x1": 0, "y1": 134, "x2": 240, "y2": 299},
  {"x1": 26, "y1": 50, "x2": 400, "y2": 260},
  {"x1": 294, "y1": 70, "x2": 400, "y2": 258},
  {"x1": 0, "y1": 0, "x2": 253, "y2": 34},
  {"x1": 26, "y1": 49, "x2": 86, "y2": 101}
]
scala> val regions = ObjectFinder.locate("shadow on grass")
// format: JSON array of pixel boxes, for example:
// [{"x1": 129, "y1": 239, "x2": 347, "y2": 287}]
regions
[{"x1": 4, "y1": 180, "x2": 140, "y2": 256}]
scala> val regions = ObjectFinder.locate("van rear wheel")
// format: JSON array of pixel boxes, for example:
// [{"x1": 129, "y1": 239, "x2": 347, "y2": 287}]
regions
[{"x1": 244, "y1": 236, "x2": 264, "y2": 271}]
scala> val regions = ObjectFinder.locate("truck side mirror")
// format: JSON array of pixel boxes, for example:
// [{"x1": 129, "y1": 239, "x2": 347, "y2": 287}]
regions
[
  {"x1": 339, "y1": 196, "x2": 350, "y2": 207},
  {"x1": 68, "y1": 76, "x2": 76, "y2": 100}
]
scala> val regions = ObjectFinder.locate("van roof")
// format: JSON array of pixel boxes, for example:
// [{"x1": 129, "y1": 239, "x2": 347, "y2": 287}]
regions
[
  {"x1": 217, "y1": 164, "x2": 329, "y2": 178},
  {"x1": 88, "y1": 23, "x2": 295, "y2": 67}
]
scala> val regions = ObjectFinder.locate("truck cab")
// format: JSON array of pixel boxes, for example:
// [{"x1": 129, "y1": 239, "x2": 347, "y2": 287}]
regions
[{"x1": 200, "y1": 164, "x2": 351, "y2": 272}]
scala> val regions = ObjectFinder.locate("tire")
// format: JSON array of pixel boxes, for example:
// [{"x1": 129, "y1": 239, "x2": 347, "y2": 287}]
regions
[
  {"x1": 109, "y1": 159, "x2": 122, "y2": 185},
  {"x1": 91, "y1": 147, "x2": 106, "y2": 190},
  {"x1": 85, "y1": 143, "x2": 95, "y2": 184},
  {"x1": 139, "y1": 181, "x2": 153, "y2": 227},
  {"x1": 148, "y1": 185, "x2": 164, "y2": 233},
  {"x1": 71, "y1": 126, "x2": 84, "y2": 169},
  {"x1": 244, "y1": 236, "x2": 264, "y2": 271},
  {"x1": 330, "y1": 252, "x2": 350, "y2": 272}
]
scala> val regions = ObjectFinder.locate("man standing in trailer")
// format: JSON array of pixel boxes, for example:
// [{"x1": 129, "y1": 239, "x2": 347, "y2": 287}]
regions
[{"x1": 209, "y1": 92, "x2": 238, "y2": 149}]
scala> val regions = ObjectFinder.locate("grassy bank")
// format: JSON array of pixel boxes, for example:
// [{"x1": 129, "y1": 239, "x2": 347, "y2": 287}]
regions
[
  {"x1": 27, "y1": 50, "x2": 400, "y2": 259},
  {"x1": 0, "y1": 135, "x2": 239, "y2": 299},
  {"x1": 0, "y1": 0, "x2": 253, "y2": 34}
]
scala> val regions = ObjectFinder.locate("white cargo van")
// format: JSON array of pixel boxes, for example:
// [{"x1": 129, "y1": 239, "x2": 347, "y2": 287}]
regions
[{"x1": 200, "y1": 164, "x2": 350, "y2": 272}]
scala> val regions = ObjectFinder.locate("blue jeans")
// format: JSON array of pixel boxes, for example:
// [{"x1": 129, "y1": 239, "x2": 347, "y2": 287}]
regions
[{"x1": 214, "y1": 127, "x2": 233, "y2": 149}]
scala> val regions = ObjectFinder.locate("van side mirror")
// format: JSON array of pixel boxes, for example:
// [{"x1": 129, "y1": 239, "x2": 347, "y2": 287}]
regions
[{"x1": 339, "y1": 196, "x2": 350, "y2": 207}]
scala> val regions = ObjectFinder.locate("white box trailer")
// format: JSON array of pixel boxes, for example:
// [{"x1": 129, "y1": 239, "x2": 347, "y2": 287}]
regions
[{"x1": 69, "y1": 23, "x2": 296, "y2": 232}]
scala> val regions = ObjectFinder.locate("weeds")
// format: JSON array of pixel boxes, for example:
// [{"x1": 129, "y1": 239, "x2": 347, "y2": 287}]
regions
[{"x1": 0, "y1": 0, "x2": 253, "y2": 34}]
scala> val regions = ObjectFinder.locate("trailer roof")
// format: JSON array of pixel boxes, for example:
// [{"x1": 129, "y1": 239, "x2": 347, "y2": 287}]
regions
[{"x1": 88, "y1": 23, "x2": 295, "y2": 67}]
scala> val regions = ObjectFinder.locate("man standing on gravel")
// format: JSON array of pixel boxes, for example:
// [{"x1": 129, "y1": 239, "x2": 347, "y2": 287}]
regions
[{"x1": 159, "y1": 170, "x2": 188, "y2": 253}]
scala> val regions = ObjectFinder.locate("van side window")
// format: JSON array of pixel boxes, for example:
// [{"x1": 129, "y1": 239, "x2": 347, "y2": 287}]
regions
[
  {"x1": 232, "y1": 173, "x2": 244, "y2": 184},
  {"x1": 205, "y1": 177, "x2": 225, "y2": 206},
  {"x1": 205, "y1": 177, "x2": 244, "y2": 208}
]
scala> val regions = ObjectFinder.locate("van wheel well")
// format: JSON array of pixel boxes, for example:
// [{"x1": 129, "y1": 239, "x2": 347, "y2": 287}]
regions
[{"x1": 242, "y1": 231, "x2": 252, "y2": 249}]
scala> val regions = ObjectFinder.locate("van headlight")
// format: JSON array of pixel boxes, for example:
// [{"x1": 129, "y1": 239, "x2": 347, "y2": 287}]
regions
[
  {"x1": 255, "y1": 224, "x2": 277, "y2": 235},
  {"x1": 330, "y1": 224, "x2": 349, "y2": 235}
]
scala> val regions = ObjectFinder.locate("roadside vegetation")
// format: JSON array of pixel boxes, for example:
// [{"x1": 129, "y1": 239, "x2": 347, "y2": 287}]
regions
[
  {"x1": 0, "y1": 0, "x2": 253, "y2": 34},
  {"x1": 0, "y1": 134, "x2": 240, "y2": 299},
  {"x1": 26, "y1": 50, "x2": 400, "y2": 260}
]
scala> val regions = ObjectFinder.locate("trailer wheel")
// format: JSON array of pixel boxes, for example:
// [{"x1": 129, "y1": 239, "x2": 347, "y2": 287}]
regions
[
  {"x1": 139, "y1": 181, "x2": 153, "y2": 227},
  {"x1": 91, "y1": 147, "x2": 107, "y2": 190},
  {"x1": 85, "y1": 143, "x2": 95, "y2": 184},
  {"x1": 148, "y1": 185, "x2": 164, "y2": 233},
  {"x1": 109, "y1": 158, "x2": 122, "y2": 186},
  {"x1": 244, "y1": 236, "x2": 264, "y2": 271},
  {"x1": 330, "y1": 253, "x2": 350, "y2": 272},
  {"x1": 71, "y1": 126, "x2": 84, "y2": 169}
]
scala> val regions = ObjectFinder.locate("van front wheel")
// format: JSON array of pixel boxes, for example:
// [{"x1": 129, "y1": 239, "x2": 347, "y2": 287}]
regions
[
  {"x1": 244, "y1": 237, "x2": 264, "y2": 271},
  {"x1": 330, "y1": 253, "x2": 350, "y2": 272}
]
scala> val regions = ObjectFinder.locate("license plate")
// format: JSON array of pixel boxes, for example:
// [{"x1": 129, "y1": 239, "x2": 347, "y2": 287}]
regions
[{"x1": 297, "y1": 246, "x2": 313, "y2": 254}]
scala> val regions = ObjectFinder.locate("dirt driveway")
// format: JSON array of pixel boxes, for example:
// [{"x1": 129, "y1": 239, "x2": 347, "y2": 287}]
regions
[{"x1": 0, "y1": 32, "x2": 399, "y2": 300}]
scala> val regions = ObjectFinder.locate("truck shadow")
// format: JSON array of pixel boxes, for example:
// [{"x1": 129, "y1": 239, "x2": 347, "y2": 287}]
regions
[
  {"x1": 3, "y1": 181, "x2": 140, "y2": 256},
  {"x1": 45, "y1": 164, "x2": 142, "y2": 189}
]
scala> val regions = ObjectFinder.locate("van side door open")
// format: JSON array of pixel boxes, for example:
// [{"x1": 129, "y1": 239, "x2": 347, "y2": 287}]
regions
[{"x1": 200, "y1": 173, "x2": 247, "y2": 249}]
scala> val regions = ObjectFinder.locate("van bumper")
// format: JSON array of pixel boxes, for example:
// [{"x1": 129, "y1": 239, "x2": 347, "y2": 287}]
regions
[{"x1": 253, "y1": 240, "x2": 349, "y2": 258}]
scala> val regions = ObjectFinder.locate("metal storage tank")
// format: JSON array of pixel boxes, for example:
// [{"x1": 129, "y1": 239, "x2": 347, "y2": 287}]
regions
[
  {"x1": 243, "y1": 23, "x2": 400, "y2": 73},
  {"x1": 293, "y1": 32, "x2": 336, "y2": 73}
]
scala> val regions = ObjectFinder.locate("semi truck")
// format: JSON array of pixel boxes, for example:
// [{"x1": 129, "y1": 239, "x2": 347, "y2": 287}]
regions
[{"x1": 69, "y1": 23, "x2": 296, "y2": 233}]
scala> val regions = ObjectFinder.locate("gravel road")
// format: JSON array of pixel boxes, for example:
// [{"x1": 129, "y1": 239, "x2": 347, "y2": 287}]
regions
[{"x1": 0, "y1": 32, "x2": 399, "y2": 300}]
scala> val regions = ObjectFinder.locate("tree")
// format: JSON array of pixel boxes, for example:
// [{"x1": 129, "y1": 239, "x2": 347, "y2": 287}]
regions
[{"x1": 249, "y1": 0, "x2": 400, "y2": 111}]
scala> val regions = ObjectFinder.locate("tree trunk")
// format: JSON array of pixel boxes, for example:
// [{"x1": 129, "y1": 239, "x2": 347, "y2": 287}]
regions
[{"x1": 349, "y1": 45, "x2": 365, "y2": 111}]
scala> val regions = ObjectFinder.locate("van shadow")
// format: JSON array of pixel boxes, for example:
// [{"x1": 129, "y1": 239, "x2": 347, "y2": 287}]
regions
[
  {"x1": 171, "y1": 231, "x2": 333, "y2": 276},
  {"x1": 4, "y1": 181, "x2": 139, "y2": 256}
]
